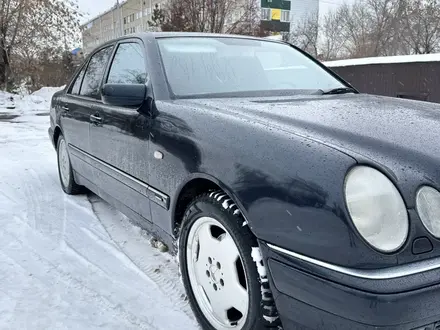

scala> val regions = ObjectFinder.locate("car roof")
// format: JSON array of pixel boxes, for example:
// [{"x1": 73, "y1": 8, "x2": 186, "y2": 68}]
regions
[
  {"x1": 99, "y1": 32, "x2": 283, "y2": 47},
  {"x1": 145, "y1": 32, "x2": 272, "y2": 39}
]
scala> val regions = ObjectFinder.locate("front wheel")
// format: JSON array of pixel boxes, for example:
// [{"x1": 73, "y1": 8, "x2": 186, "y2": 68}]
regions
[{"x1": 179, "y1": 192, "x2": 280, "y2": 330}]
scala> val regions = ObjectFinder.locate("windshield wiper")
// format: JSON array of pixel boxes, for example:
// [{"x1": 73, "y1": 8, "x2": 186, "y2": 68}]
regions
[{"x1": 316, "y1": 87, "x2": 358, "y2": 95}]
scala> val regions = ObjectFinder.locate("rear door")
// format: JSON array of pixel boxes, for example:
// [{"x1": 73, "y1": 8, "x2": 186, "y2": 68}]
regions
[
  {"x1": 88, "y1": 40, "x2": 153, "y2": 222},
  {"x1": 60, "y1": 45, "x2": 114, "y2": 184}
]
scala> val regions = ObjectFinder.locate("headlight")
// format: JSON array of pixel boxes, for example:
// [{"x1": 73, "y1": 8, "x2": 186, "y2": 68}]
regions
[
  {"x1": 344, "y1": 166, "x2": 409, "y2": 253},
  {"x1": 416, "y1": 186, "x2": 440, "y2": 238}
]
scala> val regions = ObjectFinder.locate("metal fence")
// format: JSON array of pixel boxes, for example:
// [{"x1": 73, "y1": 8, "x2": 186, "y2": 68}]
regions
[{"x1": 328, "y1": 62, "x2": 440, "y2": 104}]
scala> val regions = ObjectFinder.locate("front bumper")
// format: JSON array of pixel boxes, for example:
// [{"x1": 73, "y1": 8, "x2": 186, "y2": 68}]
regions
[{"x1": 261, "y1": 242, "x2": 440, "y2": 329}]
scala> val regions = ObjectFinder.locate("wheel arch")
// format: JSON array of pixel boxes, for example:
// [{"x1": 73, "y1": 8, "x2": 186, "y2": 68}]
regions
[
  {"x1": 172, "y1": 173, "x2": 252, "y2": 237},
  {"x1": 53, "y1": 125, "x2": 63, "y2": 149}
]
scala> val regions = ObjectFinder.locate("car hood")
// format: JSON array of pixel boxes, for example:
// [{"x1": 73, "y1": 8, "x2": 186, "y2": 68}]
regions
[{"x1": 181, "y1": 93, "x2": 440, "y2": 205}]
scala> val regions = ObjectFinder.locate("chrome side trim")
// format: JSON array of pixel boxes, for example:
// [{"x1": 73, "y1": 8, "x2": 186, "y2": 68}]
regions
[
  {"x1": 267, "y1": 243, "x2": 440, "y2": 280},
  {"x1": 69, "y1": 144, "x2": 170, "y2": 209}
]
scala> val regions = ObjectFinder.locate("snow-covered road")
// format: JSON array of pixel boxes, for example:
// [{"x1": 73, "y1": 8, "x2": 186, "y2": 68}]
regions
[{"x1": 0, "y1": 97, "x2": 198, "y2": 329}]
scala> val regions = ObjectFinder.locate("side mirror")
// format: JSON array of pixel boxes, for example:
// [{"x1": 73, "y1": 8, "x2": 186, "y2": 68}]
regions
[{"x1": 102, "y1": 83, "x2": 146, "y2": 107}]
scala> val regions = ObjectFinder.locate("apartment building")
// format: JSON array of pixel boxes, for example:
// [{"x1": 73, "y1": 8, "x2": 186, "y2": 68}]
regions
[
  {"x1": 81, "y1": 0, "x2": 320, "y2": 54},
  {"x1": 260, "y1": 0, "x2": 319, "y2": 35},
  {"x1": 81, "y1": 0, "x2": 164, "y2": 54}
]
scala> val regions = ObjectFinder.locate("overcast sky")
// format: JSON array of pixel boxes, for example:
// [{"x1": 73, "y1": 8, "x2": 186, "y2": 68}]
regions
[
  {"x1": 77, "y1": 0, "x2": 116, "y2": 22},
  {"x1": 77, "y1": 0, "x2": 353, "y2": 23}
]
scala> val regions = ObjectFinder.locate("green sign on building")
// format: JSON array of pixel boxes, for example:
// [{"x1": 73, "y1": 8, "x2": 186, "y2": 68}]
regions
[{"x1": 260, "y1": 0, "x2": 291, "y2": 33}]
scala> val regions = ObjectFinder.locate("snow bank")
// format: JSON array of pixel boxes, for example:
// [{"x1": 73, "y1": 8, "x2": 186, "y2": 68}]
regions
[
  {"x1": 324, "y1": 53, "x2": 440, "y2": 68},
  {"x1": 0, "y1": 85, "x2": 65, "y2": 114},
  {"x1": 32, "y1": 86, "x2": 66, "y2": 99}
]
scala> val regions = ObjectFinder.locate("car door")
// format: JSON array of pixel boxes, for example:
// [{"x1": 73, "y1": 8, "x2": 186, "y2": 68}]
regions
[
  {"x1": 59, "y1": 45, "x2": 114, "y2": 184},
  {"x1": 88, "y1": 39, "x2": 153, "y2": 223}
]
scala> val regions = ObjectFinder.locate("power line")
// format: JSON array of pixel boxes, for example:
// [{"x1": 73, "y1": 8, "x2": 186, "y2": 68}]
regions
[{"x1": 319, "y1": 0, "x2": 344, "y2": 5}]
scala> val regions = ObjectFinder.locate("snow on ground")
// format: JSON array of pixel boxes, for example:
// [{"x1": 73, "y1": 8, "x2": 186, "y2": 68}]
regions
[
  {"x1": 324, "y1": 52, "x2": 440, "y2": 68},
  {"x1": 0, "y1": 86, "x2": 66, "y2": 115},
  {"x1": 0, "y1": 89, "x2": 199, "y2": 329}
]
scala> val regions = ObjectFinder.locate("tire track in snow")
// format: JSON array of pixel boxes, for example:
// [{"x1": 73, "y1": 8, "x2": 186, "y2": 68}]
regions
[
  {"x1": 22, "y1": 168, "x2": 63, "y2": 242},
  {"x1": 0, "y1": 187, "x2": 17, "y2": 204},
  {"x1": 79, "y1": 226, "x2": 156, "y2": 285},
  {"x1": 86, "y1": 195, "x2": 194, "y2": 320},
  {"x1": 0, "y1": 225, "x2": 159, "y2": 330},
  {"x1": 1, "y1": 119, "x2": 197, "y2": 329},
  {"x1": 2, "y1": 166, "x2": 159, "y2": 329},
  {"x1": 23, "y1": 172, "x2": 38, "y2": 231}
]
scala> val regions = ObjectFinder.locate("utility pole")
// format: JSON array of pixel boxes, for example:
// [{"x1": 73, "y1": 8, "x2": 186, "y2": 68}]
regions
[
  {"x1": 150, "y1": 0, "x2": 153, "y2": 30},
  {"x1": 140, "y1": 0, "x2": 144, "y2": 31},
  {"x1": 117, "y1": 0, "x2": 124, "y2": 36},
  {"x1": 100, "y1": 15, "x2": 103, "y2": 41},
  {"x1": 112, "y1": 5, "x2": 116, "y2": 38}
]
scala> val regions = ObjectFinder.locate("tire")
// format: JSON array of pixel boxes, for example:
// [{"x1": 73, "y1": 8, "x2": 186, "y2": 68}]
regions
[
  {"x1": 179, "y1": 191, "x2": 281, "y2": 330},
  {"x1": 57, "y1": 134, "x2": 84, "y2": 195}
]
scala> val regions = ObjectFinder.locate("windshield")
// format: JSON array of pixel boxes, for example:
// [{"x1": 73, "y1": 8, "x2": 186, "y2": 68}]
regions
[{"x1": 157, "y1": 37, "x2": 346, "y2": 98}]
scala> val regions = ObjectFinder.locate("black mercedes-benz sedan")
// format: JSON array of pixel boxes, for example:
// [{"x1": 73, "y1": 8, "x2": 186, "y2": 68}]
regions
[{"x1": 48, "y1": 32, "x2": 440, "y2": 330}]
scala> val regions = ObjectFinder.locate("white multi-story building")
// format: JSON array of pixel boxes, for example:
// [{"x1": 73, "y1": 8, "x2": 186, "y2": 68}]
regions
[
  {"x1": 259, "y1": 0, "x2": 319, "y2": 36},
  {"x1": 290, "y1": 0, "x2": 319, "y2": 29},
  {"x1": 81, "y1": 0, "x2": 165, "y2": 55}
]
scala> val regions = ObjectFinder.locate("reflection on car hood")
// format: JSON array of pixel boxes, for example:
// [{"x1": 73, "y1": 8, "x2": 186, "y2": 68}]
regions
[{"x1": 181, "y1": 93, "x2": 440, "y2": 204}]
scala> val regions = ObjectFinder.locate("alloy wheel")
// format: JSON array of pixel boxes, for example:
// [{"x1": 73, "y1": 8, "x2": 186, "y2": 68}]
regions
[{"x1": 186, "y1": 216, "x2": 249, "y2": 329}]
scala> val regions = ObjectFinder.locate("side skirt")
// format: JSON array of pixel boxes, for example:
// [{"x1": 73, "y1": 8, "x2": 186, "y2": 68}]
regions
[{"x1": 75, "y1": 171, "x2": 175, "y2": 254}]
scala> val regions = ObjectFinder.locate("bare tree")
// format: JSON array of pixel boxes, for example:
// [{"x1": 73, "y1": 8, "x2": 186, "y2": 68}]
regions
[
  {"x1": 224, "y1": 0, "x2": 266, "y2": 36},
  {"x1": 366, "y1": 0, "x2": 405, "y2": 56},
  {"x1": 335, "y1": 0, "x2": 403, "y2": 58},
  {"x1": 288, "y1": 13, "x2": 320, "y2": 57},
  {"x1": 338, "y1": 1, "x2": 375, "y2": 58},
  {"x1": 160, "y1": 0, "x2": 192, "y2": 32},
  {"x1": 161, "y1": 0, "x2": 260, "y2": 35},
  {"x1": 318, "y1": 10, "x2": 347, "y2": 61},
  {"x1": 401, "y1": 0, "x2": 440, "y2": 54},
  {"x1": 288, "y1": 0, "x2": 440, "y2": 61},
  {"x1": 12, "y1": 45, "x2": 77, "y2": 92},
  {"x1": 0, "y1": 0, "x2": 80, "y2": 89}
]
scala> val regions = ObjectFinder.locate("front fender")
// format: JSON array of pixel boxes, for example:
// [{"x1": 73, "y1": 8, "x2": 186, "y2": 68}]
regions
[
  {"x1": 152, "y1": 100, "x2": 396, "y2": 269},
  {"x1": 192, "y1": 122, "x2": 397, "y2": 269}
]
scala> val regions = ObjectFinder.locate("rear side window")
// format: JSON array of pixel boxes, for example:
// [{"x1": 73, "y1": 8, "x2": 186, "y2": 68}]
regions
[
  {"x1": 70, "y1": 67, "x2": 86, "y2": 95},
  {"x1": 107, "y1": 43, "x2": 146, "y2": 84},
  {"x1": 80, "y1": 46, "x2": 114, "y2": 98}
]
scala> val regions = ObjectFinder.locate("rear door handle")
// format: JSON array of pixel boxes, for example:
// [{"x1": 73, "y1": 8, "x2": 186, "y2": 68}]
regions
[{"x1": 90, "y1": 114, "x2": 102, "y2": 125}]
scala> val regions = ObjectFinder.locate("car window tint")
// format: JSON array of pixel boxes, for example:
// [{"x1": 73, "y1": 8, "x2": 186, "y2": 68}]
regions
[
  {"x1": 107, "y1": 43, "x2": 146, "y2": 84},
  {"x1": 80, "y1": 46, "x2": 114, "y2": 98},
  {"x1": 69, "y1": 66, "x2": 86, "y2": 95}
]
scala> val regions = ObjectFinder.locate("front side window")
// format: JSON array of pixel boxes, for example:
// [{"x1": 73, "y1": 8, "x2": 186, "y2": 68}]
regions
[
  {"x1": 80, "y1": 46, "x2": 114, "y2": 99},
  {"x1": 157, "y1": 37, "x2": 346, "y2": 98},
  {"x1": 107, "y1": 43, "x2": 147, "y2": 84},
  {"x1": 69, "y1": 66, "x2": 86, "y2": 95}
]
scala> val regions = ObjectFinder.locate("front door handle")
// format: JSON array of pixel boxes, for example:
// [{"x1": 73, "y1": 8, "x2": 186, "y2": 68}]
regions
[
  {"x1": 61, "y1": 105, "x2": 69, "y2": 111},
  {"x1": 90, "y1": 114, "x2": 102, "y2": 125}
]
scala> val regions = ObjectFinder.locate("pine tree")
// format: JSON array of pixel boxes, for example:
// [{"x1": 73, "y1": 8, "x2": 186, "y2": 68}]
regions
[{"x1": 148, "y1": 4, "x2": 165, "y2": 31}]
